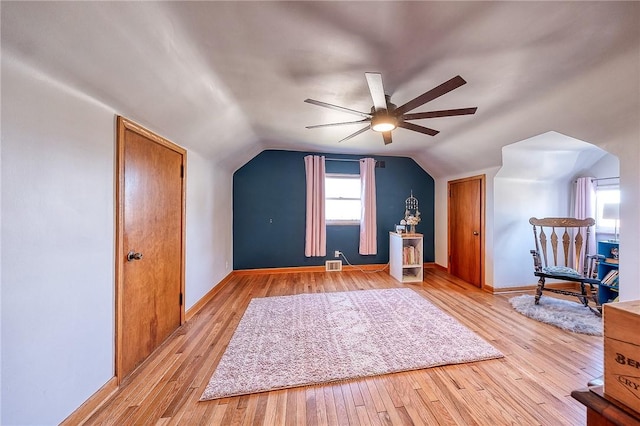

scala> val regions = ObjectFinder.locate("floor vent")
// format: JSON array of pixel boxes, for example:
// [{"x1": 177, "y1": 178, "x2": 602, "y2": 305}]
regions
[{"x1": 325, "y1": 260, "x2": 342, "y2": 272}]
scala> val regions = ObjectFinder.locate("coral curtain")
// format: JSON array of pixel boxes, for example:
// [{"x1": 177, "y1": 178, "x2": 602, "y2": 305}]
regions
[
  {"x1": 359, "y1": 158, "x2": 377, "y2": 255},
  {"x1": 304, "y1": 155, "x2": 326, "y2": 257},
  {"x1": 574, "y1": 177, "x2": 596, "y2": 273}
]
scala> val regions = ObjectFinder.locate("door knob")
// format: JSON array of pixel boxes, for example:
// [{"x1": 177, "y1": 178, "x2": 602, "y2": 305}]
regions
[
  {"x1": 473, "y1": 231, "x2": 479, "y2": 236},
  {"x1": 127, "y1": 251, "x2": 143, "y2": 261}
]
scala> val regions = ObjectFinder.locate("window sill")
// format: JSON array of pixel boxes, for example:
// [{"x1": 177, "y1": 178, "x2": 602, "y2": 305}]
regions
[{"x1": 327, "y1": 220, "x2": 360, "y2": 226}]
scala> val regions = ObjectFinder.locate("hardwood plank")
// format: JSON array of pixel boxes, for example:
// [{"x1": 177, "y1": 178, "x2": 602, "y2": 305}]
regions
[
  {"x1": 261, "y1": 390, "x2": 280, "y2": 426},
  {"x1": 312, "y1": 386, "x2": 329, "y2": 426},
  {"x1": 361, "y1": 377, "x2": 386, "y2": 413},
  {"x1": 371, "y1": 377, "x2": 407, "y2": 425},
  {"x1": 284, "y1": 389, "x2": 298, "y2": 426},
  {"x1": 349, "y1": 381, "x2": 365, "y2": 407},
  {"x1": 321, "y1": 384, "x2": 339, "y2": 425},
  {"x1": 340, "y1": 382, "x2": 361, "y2": 425},
  {"x1": 355, "y1": 405, "x2": 375, "y2": 426},
  {"x1": 330, "y1": 384, "x2": 351, "y2": 425},
  {"x1": 240, "y1": 394, "x2": 260, "y2": 426},
  {"x1": 295, "y1": 387, "x2": 307, "y2": 426},
  {"x1": 305, "y1": 387, "x2": 319, "y2": 426},
  {"x1": 387, "y1": 372, "x2": 436, "y2": 425},
  {"x1": 250, "y1": 393, "x2": 269, "y2": 425},
  {"x1": 78, "y1": 269, "x2": 601, "y2": 425},
  {"x1": 273, "y1": 390, "x2": 288, "y2": 426}
]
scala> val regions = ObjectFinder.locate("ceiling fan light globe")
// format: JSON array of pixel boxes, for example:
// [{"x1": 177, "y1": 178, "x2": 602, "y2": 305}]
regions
[
  {"x1": 371, "y1": 115, "x2": 397, "y2": 132},
  {"x1": 372, "y1": 123, "x2": 396, "y2": 132}
]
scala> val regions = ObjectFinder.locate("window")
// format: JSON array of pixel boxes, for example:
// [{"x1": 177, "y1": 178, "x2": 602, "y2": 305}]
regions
[
  {"x1": 595, "y1": 186, "x2": 620, "y2": 234},
  {"x1": 325, "y1": 174, "x2": 361, "y2": 225}
]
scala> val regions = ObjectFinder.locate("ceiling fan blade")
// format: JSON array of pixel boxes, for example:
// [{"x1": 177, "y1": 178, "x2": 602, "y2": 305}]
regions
[
  {"x1": 304, "y1": 99, "x2": 371, "y2": 118},
  {"x1": 365, "y1": 72, "x2": 388, "y2": 112},
  {"x1": 398, "y1": 121, "x2": 440, "y2": 136},
  {"x1": 382, "y1": 131, "x2": 393, "y2": 145},
  {"x1": 306, "y1": 119, "x2": 370, "y2": 129},
  {"x1": 402, "y1": 107, "x2": 478, "y2": 120},
  {"x1": 394, "y1": 75, "x2": 467, "y2": 115},
  {"x1": 338, "y1": 125, "x2": 371, "y2": 143}
]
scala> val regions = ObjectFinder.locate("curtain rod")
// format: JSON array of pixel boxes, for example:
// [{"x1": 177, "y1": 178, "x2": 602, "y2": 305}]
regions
[
  {"x1": 324, "y1": 157, "x2": 385, "y2": 169},
  {"x1": 574, "y1": 176, "x2": 619, "y2": 183},
  {"x1": 325, "y1": 158, "x2": 375, "y2": 163}
]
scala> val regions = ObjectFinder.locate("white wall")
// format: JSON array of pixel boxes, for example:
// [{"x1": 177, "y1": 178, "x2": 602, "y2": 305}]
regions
[
  {"x1": 1, "y1": 58, "x2": 232, "y2": 424},
  {"x1": 1, "y1": 59, "x2": 116, "y2": 425},
  {"x1": 588, "y1": 153, "x2": 619, "y2": 180},
  {"x1": 616, "y1": 141, "x2": 640, "y2": 301},
  {"x1": 493, "y1": 179, "x2": 571, "y2": 288},
  {"x1": 185, "y1": 152, "x2": 233, "y2": 309}
]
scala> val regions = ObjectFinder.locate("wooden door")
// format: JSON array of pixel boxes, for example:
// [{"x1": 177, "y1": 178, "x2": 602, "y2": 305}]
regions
[
  {"x1": 116, "y1": 117, "x2": 186, "y2": 382},
  {"x1": 448, "y1": 175, "x2": 484, "y2": 288}
]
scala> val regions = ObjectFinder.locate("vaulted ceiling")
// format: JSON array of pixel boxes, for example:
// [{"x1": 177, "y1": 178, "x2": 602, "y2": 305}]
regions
[{"x1": 2, "y1": 2, "x2": 639, "y2": 176}]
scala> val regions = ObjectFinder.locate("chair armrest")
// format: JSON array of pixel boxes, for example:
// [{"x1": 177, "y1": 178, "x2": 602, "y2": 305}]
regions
[{"x1": 530, "y1": 249, "x2": 543, "y2": 272}]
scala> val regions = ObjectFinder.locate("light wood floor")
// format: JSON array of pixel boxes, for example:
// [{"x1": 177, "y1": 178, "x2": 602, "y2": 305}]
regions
[{"x1": 83, "y1": 268, "x2": 602, "y2": 425}]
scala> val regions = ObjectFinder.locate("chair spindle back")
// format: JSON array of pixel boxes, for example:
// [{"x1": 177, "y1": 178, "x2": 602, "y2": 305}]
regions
[{"x1": 529, "y1": 217, "x2": 595, "y2": 276}]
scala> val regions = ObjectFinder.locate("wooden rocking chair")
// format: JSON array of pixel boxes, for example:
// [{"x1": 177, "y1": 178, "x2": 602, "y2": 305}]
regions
[{"x1": 529, "y1": 217, "x2": 604, "y2": 315}]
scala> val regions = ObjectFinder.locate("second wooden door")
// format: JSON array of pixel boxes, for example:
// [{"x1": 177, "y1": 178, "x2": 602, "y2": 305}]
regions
[{"x1": 448, "y1": 175, "x2": 484, "y2": 288}]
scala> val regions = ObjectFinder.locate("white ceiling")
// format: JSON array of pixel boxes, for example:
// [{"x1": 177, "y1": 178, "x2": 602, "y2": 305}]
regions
[{"x1": 2, "y1": 1, "x2": 639, "y2": 176}]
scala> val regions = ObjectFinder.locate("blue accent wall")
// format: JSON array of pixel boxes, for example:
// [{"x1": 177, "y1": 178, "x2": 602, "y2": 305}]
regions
[{"x1": 233, "y1": 150, "x2": 435, "y2": 270}]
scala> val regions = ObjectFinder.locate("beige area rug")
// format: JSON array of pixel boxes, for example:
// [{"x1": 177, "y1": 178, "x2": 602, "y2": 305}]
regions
[{"x1": 200, "y1": 288, "x2": 503, "y2": 401}]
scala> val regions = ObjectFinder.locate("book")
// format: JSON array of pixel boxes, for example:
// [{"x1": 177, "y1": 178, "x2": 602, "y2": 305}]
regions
[
  {"x1": 611, "y1": 276, "x2": 619, "y2": 287},
  {"x1": 402, "y1": 245, "x2": 419, "y2": 265},
  {"x1": 602, "y1": 269, "x2": 619, "y2": 285}
]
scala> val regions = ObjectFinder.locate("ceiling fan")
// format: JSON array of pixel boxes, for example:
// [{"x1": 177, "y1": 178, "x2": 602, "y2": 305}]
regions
[{"x1": 304, "y1": 73, "x2": 477, "y2": 145}]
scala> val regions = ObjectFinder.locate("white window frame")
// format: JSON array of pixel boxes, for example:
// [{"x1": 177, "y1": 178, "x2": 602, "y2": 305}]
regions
[{"x1": 325, "y1": 173, "x2": 361, "y2": 226}]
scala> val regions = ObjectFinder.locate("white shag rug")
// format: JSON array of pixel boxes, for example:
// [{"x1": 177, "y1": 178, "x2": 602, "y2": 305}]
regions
[
  {"x1": 509, "y1": 294, "x2": 602, "y2": 336},
  {"x1": 200, "y1": 288, "x2": 503, "y2": 401}
]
